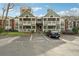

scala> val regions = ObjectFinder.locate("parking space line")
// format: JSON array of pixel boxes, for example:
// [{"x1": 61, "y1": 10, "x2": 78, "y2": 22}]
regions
[
  {"x1": 40, "y1": 33, "x2": 49, "y2": 41},
  {"x1": 43, "y1": 35, "x2": 49, "y2": 41},
  {"x1": 30, "y1": 34, "x2": 32, "y2": 41}
]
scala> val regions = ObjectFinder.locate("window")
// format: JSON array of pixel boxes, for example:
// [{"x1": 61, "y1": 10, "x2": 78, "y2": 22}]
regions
[
  {"x1": 20, "y1": 26, "x2": 22, "y2": 29},
  {"x1": 48, "y1": 26, "x2": 56, "y2": 29},
  {"x1": 16, "y1": 27, "x2": 18, "y2": 29},
  {"x1": 48, "y1": 18, "x2": 56, "y2": 21},
  {"x1": 57, "y1": 18, "x2": 59, "y2": 21},
  {"x1": 73, "y1": 21, "x2": 76, "y2": 27},
  {"x1": 16, "y1": 23, "x2": 18, "y2": 26},
  {"x1": 44, "y1": 26, "x2": 46, "y2": 29},
  {"x1": 23, "y1": 18, "x2": 31, "y2": 21},
  {"x1": 32, "y1": 26, "x2": 35, "y2": 29},
  {"x1": 23, "y1": 18, "x2": 26, "y2": 21},
  {"x1": 53, "y1": 18, "x2": 55, "y2": 21},
  {"x1": 32, "y1": 19, "x2": 35, "y2": 21},
  {"x1": 26, "y1": 15, "x2": 28, "y2": 17},
  {"x1": 20, "y1": 18, "x2": 22, "y2": 21},
  {"x1": 50, "y1": 15, "x2": 53, "y2": 17},
  {"x1": 6, "y1": 24, "x2": 8, "y2": 26},
  {"x1": 48, "y1": 18, "x2": 52, "y2": 21},
  {"x1": 48, "y1": 21, "x2": 51, "y2": 24},
  {"x1": 44, "y1": 18, "x2": 46, "y2": 21},
  {"x1": 37, "y1": 19, "x2": 41, "y2": 21},
  {"x1": 57, "y1": 25, "x2": 60, "y2": 29},
  {"x1": 26, "y1": 26, "x2": 31, "y2": 29},
  {"x1": 23, "y1": 26, "x2": 31, "y2": 29}
]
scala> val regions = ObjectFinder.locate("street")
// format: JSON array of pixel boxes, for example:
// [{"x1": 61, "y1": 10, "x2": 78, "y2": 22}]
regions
[{"x1": 0, "y1": 33, "x2": 79, "y2": 56}]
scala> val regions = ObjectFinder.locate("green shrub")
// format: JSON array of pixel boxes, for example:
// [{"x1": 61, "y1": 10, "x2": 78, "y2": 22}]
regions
[
  {"x1": 72, "y1": 27, "x2": 78, "y2": 34},
  {"x1": 0, "y1": 28, "x2": 4, "y2": 33}
]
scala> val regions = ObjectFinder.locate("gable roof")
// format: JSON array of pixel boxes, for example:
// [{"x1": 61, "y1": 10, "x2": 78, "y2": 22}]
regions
[
  {"x1": 19, "y1": 7, "x2": 35, "y2": 17},
  {"x1": 44, "y1": 9, "x2": 60, "y2": 17},
  {"x1": 19, "y1": 12, "x2": 34, "y2": 17}
]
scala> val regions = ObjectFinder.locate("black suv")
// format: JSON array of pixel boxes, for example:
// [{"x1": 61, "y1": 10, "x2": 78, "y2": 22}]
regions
[{"x1": 46, "y1": 31, "x2": 60, "y2": 39}]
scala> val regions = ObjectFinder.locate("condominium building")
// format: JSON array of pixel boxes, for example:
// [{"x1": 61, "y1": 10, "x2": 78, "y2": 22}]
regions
[
  {"x1": 0, "y1": 7, "x2": 61, "y2": 32},
  {"x1": 17, "y1": 7, "x2": 61, "y2": 32},
  {"x1": 0, "y1": 19, "x2": 3, "y2": 28},
  {"x1": 1, "y1": 7, "x2": 79, "y2": 33},
  {"x1": 0, "y1": 17, "x2": 15, "y2": 30},
  {"x1": 61, "y1": 16, "x2": 79, "y2": 32},
  {"x1": 42, "y1": 9, "x2": 61, "y2": 32},
  {"x1": 18, "y1": 7, "x2": 36, "y2": 32}
]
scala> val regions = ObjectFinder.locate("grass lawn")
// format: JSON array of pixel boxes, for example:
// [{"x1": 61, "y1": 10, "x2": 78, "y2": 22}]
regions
[{"x1": 0, "y1": 32, "x2": 31, "y2": 36}]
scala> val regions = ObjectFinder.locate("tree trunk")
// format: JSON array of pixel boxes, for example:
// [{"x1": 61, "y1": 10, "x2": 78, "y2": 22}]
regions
[{"x1": 3, "y1": 3, "x2": 10, "y2": 30}]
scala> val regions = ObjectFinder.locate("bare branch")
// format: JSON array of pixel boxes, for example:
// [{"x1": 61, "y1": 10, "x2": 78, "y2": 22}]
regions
[
  {"x1": 9, "y1": 3, "x2": 14, "y2": 9},
  {"x1": 3, "y1": 3, "x2": 14, "y2": 29},
  {"x1": 2, "y1": 8, "x2": 6, "y2": 19}
]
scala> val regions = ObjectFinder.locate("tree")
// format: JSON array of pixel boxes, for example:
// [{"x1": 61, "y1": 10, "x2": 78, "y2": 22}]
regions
[
  {"x1": 72, "y1": 27, "x2": 78, "y2": 34},
  {"x1": 2, "y1": 3, "x2": 14, "y2": 30},
  {"x1": 2, "y1": 8, "x2": 5, "y2": 20}
]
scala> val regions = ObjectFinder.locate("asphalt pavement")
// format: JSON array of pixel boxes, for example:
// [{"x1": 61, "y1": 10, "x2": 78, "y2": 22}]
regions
[{"x1": 0, "y1": 33, "x2": 79, "y2": 56}]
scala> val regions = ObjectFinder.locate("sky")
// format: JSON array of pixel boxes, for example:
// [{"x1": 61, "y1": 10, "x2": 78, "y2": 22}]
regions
[{"x1": 0, "y1": 3, "x2": 79, "y2": 17}]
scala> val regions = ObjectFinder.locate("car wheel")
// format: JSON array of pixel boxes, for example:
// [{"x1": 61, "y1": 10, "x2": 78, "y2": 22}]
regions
[{"x1": 57, "y1": 37, "x2": 60, "y2": 39}]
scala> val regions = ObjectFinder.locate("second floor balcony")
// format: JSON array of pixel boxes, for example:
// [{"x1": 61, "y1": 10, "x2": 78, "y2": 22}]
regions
[
  {"x1": 44, "y1": 21, "x2": 57, "y2": 25},
  {"x1": 19, "y1": 21, "x2": 36, "y2": 25}
]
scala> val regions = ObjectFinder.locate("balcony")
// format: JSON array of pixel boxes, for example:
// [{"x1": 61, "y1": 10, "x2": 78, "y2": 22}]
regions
[
  {"x1": 48, "y1": 21, "x2": 57, "y2": 25},
  {"x1": 36, "y1": 21, "x2": 42, "y2": 24},
  {"x1": 23, "y1": 21, "x2": 31, "y2": 25},
  {"x1": 31, "y1": 21, "x2": 36, "y2": 25},
  {"x1": 36, "y1": 19, "x2": 42, "y2": 24}
]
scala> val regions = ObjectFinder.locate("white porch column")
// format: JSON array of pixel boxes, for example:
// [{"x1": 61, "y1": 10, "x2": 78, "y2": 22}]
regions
[
  {"x1": 59, "y1": 18, "x2": 61, "y2": 32},
  {"x1": 18, "y1": 18, "x2": 19, "y2": 32},
  {"x1": 42, "y1": 18, "x2": 44, "y2": 32},
  {"x1": 56, "y1": 18, "x2": 57, "y2": 30},
  {"x1": 47, "y1": 18, "x2": 48, "y2": 31},
  {"x1": 35, "y1": 18, "x2": 36, "y2": 32},
  {"x1": 22, "y1": 18, "x2": 23, "y2": 32},
  {"x1": 31, "y1": 18, "x2": 32, "y2": 32},
  {"x1": 76, "y1": 21, "x2": 78, "y2": 27}
]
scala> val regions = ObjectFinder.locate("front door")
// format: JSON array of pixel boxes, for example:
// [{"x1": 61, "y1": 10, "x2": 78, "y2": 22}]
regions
[{"x1": 36, "y1": 24, "x2": 42, "y2": 32}]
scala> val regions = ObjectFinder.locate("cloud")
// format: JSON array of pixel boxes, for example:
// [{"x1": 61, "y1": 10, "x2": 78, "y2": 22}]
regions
[
  {"x1": 8, "y1": 9, "x2": 14, "y2": 11},
  {"x1": 32, "y1": 7, "x2": 42, "y2": 12},
  {"x1": 0, "y1": 8, "x2": 19, "y2": 17},
  {"x1": 0, "y1": 10, "x2": 3, "y2": 16},
  {"x1": 34, "y1": 14, "x2": 44, "y2": 17},
  {"x1": 57, "y1": 8, "x2": 79, "y2": 16},
  {"x1": 8, "y1": 9, "x2": 20, "y2": 17}
]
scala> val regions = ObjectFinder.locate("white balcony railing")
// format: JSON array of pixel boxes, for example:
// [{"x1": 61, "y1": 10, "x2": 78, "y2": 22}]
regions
[
  {"x1": 37, "y1": 21, "x2": 42, "y2": 23},
  {"x1": 44, "y1": 21, "x2": 57, "y2": 25},
  {"x1": 19, "y1": 21, "x2": 36, "y2": 25},
  {"x1": 23, "y1": 22, "x2": 31, "y2": 25}
]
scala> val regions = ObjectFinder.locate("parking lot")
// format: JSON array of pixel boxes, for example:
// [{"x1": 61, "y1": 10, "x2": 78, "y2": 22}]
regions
[{"x1": 0, "y1": 33, "x2": 79, "y2": 56}]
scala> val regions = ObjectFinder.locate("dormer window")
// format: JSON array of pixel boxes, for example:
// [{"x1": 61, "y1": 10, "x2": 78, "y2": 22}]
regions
[
  {"x1": 26, "y1": 15, "x2": 28, "y2": 17},
  {"x1": 50, "y1": 15, "x2": 53, "y2": 17}
]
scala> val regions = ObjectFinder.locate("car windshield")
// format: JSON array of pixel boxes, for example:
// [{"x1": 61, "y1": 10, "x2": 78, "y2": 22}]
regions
[
  {"x1": 52, "y1": 33, "x2": 58, "y2": 34},
  {"x1": 51, "y1": 31, "x2": 60, "y2": 34}
]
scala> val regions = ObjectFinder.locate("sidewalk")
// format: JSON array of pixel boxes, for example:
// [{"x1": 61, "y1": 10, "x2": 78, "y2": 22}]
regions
[
  {"x1": 40, "y1": 37, "x2": 79, "y2": 56},
  {"x1": 0, "y1": 36, "x2": 20, "y2": 47}
]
